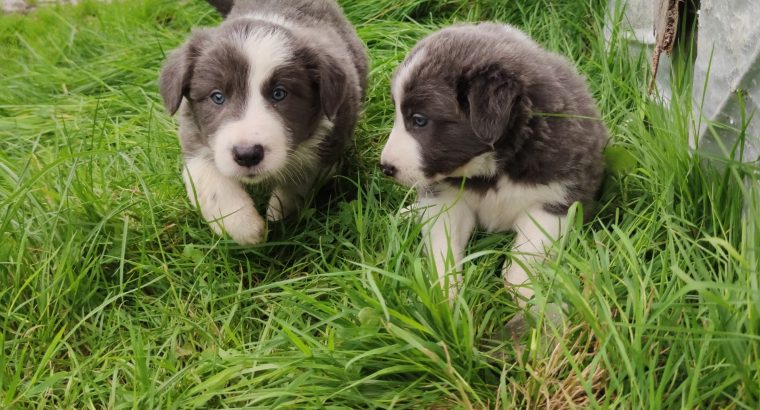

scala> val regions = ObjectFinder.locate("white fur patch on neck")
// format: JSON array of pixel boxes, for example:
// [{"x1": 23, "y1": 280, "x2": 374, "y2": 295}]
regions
[{"x1": 444, "y1": 152, "x2": 499, "y2": 179}]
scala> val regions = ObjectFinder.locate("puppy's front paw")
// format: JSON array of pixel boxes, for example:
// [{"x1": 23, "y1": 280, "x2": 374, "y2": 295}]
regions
[
  {"x1": 446, "y1": 273, "x2": 463, "y2": 302},
  {"x1": 266, "y1": 200, "x2": 285, "y2": 222},
  {"x1": 183, "y1": 159, "x2": 266, "y2": 245},
  {"x1": 399, "y1": 204, "x2": 418, "y2": 219},
  {"x1": 505, "y1": 302, "x2": 567, "y2": 338},
  {"x1": 266, "y1": 188, "x2": 299, "y2": 222},
  {"x1": 502, "y1": 261, "x2": 534, "y2": 306},
  {"x1": 212, "y1": 204, "x2": 266, "y2": 245}
]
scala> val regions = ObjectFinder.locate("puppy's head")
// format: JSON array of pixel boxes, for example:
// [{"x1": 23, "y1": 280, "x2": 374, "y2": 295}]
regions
[
  {"x1": 160, "y1": 19, "x2": 345, "y2": 182},
  {"x1": 380, "y1": 27, "x2": 531, "y2": 188}
]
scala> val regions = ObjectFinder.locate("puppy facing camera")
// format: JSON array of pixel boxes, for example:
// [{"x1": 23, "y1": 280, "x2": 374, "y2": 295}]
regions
[
  {"x1": 160, "y1": 0, "x2": 368, "y2": 245},
  {"x1": 380, "y1": 23, "x2": 607, "y2": 303}
]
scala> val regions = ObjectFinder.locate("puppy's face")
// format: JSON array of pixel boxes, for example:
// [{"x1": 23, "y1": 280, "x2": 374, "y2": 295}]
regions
[
  {"x1": 160, "y1": 20, "x2": 345, "y2": 182},
  {"x1": 380, "y1": 45, "x2": 526, "y2": 188}
]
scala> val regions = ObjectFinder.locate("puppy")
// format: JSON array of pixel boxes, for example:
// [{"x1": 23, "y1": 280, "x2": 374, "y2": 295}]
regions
[
  {"x1": 380, "y1": 23, "x2": 607, "y2": 303},
  {"x1": 160, "y1": 0, "x2": 368, "y2": 244}
]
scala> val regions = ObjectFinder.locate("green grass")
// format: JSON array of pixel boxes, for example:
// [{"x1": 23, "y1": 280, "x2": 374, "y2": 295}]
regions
[{"x1": 1, "y1": 0, "x2": 758, "y2": 408}]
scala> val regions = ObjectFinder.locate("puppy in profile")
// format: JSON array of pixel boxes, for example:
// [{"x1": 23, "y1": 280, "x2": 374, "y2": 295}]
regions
[
  {"x1": 160, "y1": 0, "x2": 368, "y2": 244},
  {"x1": 380, "y1": 23, "x2": 607, "y2": 304}
]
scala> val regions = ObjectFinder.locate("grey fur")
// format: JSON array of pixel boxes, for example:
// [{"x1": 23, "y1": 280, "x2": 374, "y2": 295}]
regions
[
  {"x1": 394, "y1": 23, "x2": 607, "y2": 215},
  {"x1": 161, "y1": 1, "x2": 368, "y2": 169},
  {"x1": 158, "y1": 0, "x2": 368, "y2": 242}
]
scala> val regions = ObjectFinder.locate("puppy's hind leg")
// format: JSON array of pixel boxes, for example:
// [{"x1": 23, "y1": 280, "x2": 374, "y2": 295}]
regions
[
  {"x1": 184, "y1": 156, "x2": 265, "y2": 245},
  {"x1": 503, "y1": 207, "x2": 567, "y2": 336},
  {"x1": 503, "y1": 207, "x2": 564, "y2": 306}
]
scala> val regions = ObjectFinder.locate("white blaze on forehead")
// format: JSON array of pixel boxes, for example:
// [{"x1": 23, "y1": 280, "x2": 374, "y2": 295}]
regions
[
  {"x1": 212, "y1": 29, "x2": 294, "y2": 179},
  {"x1": 392, "y1": 47, "x2": 427, "y2": 102},
  {"x1": 243, "y1": 30, "x2": 292, "y2": 95}
]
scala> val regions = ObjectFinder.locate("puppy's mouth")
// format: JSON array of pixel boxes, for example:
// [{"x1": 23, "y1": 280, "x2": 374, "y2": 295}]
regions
[
  {"x1": 232, "y1": 157, "x2": 294, "y2": 185},
  {"x1": 213, "y1": 156, "x2": 273, "y2": 184},
  {"x1": 239, "y1": 170, "x2": 269, "y2": 184},
  {"x1": 381, "y1": 169, "x2": 433, "y2": 189}
]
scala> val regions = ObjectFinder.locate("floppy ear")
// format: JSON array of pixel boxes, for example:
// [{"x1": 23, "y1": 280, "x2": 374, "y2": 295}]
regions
[
  {"x1": 159, "y1": 30, "x2": 211, "y2": 115},
  {"x1": 462, "y1": 66, "x2": 526, "y2": 146},
  {"x1": 206, "y1": 0, "x2": 234, "y2": 17},
  {"x1": 316, "y1": 54, "x2": 347, "y2": 120}
]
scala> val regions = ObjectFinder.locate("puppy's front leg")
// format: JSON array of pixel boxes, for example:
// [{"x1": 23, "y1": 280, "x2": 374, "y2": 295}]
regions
[
  {"x1": 183, "y1": 156, "x2": 265, "y2": 245},
  {"x1": 504, "y1": 207, "x2": 564, "y2": 306},
  {"x1": 418, "y1": 193, "x2": 475, "y2": 300},
  {"x1": 266, "y1": 186, "x2": 300, "y2": 222},
  {"x1": 266, "y1": 172, "x2": 321, "y2": 222}
]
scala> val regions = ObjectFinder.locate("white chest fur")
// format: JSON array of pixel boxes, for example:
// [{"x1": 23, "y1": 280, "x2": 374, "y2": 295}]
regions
[
  {"x1": 415, "y1": 175, "x2": 568, "y2": 302},
  {"x1": 458, "y1": 177, "x2": 567, "y2": 232}
]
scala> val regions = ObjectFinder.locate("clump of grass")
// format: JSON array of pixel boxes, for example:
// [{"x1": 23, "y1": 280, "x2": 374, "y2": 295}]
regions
[{"x1": 0, "y1": 0, "x2": 758, "y2": 408}]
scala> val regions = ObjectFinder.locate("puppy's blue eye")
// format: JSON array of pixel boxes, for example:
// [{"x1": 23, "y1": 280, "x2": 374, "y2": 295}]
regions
[
  {"x1": 210, "y1": 91, "x2": 225, "y2": 105},
  {"x1": 412, "y1": 114, "x2": 429, "y2": 128},
  {"x1": 272, "y1": 87, "x2": 288, "y2": 102}
]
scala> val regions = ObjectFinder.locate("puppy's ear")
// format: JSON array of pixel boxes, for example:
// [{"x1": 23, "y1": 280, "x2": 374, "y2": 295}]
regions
[
  {"x1": 316, "y1": 54, "x2": 347, "y2": 120},
  {"x1": 159, "y1": 30, "x2": 211, "y2": 115},
  {"x1": 206, "y1": 0, "x2": 234, "y2": 17},
  {"x1": 461, "y1": 66, "x2": 526, "y2": 146}
]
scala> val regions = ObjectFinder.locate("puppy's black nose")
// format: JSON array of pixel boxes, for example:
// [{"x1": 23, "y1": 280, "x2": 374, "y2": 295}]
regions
[
  {"x1": 232, "y1": 144, "x2": 265, "y2": 167},
  {"x1": 380, "y1": 162, "x2": 397, "y2": 177}
]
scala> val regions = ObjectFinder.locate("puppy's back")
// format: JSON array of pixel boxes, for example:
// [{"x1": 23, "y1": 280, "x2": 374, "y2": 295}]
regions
[{"x1": 416, "y1": 23, "x2": 607, "y2": 211}]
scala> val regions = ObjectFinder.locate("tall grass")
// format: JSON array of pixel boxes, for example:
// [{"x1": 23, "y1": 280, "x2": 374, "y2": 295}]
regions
[{"x1": 0, "y1": 0, "x2": 757, "y2": 408}]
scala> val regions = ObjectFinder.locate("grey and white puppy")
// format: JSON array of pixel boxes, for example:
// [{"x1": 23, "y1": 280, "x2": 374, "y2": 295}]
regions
[
  {"x1": 380, "y1": 23, "x2": 607, "y2": 302},
  {"x1": 160, "y1": 0, "x2": 368, "y2": 244}
]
